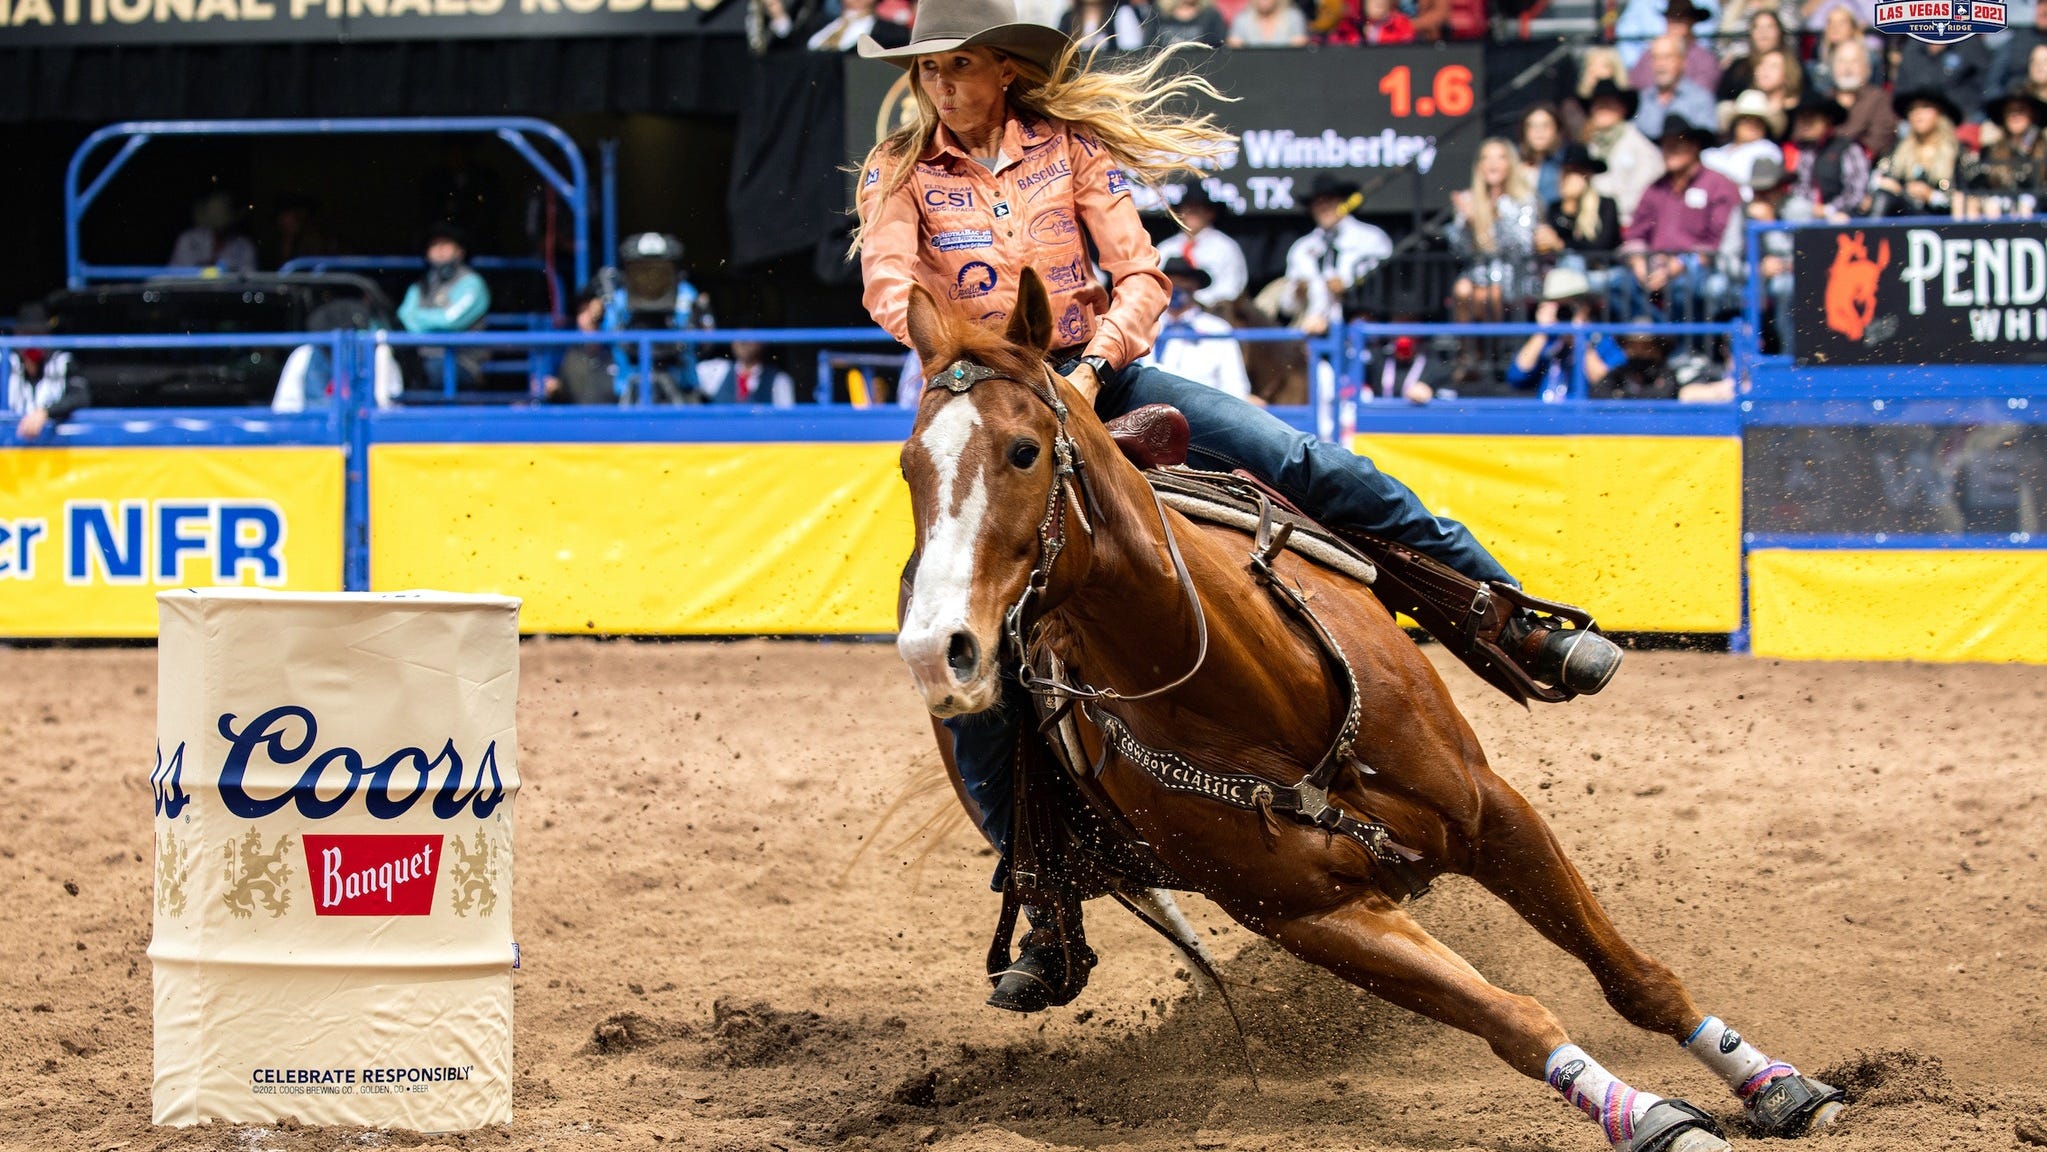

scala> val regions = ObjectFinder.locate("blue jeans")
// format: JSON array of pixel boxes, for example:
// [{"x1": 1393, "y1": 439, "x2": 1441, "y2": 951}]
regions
[{"x1": 945, "y1": 364, "x2": 1515, "y2": 883}]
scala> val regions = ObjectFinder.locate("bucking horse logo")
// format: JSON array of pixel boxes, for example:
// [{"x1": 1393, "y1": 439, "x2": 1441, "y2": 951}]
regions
[
  {"x1": 1824, "y1": 231, "x2": 1890, "y2": 342},
  {"x1": 221, "y1": 829, "x2": 294, "y2": 919}
]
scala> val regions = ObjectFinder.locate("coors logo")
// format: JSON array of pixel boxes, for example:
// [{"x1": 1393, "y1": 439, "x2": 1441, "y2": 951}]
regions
[
  {"x1": 303, "y1": 834, "x2": 444, "y2": 916},
  {"x1": 215, "y1": 706, "x2": 507, "y2": 822}
]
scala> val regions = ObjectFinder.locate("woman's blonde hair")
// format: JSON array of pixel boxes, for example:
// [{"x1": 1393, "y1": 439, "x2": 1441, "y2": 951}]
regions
[
  {"x1": 1557, "y1": 166, "x2": 1607, "y2": 243},
  {"x1": 1464, "y1": 138, "x2": 1534, "y2": 255},
  {"x1": 1576, "y1": 47, "x2": 1625, "y2": 99},
  {"x1": 1890, "y1": 107, "x2": 1960, "y2": 184},
  {"x1": 851, "y1": 40, "x2": 1237, "y2": 251}
]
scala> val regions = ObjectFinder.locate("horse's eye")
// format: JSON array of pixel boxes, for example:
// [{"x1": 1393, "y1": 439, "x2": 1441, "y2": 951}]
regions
[{"x1": 1008, "y1": 439, "x2": 1042, "y2": 469}]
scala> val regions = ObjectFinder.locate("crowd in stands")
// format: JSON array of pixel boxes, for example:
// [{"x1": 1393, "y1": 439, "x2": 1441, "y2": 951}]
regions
[{"x1": 11, "y1": 0, "x2": 2047, "y2": 431}]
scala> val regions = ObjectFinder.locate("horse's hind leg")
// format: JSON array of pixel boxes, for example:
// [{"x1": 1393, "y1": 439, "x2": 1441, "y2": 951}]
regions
[
  {"x1": 1468, "y1": 778, "x2": 1846, "y2": 1137},
  {"x1": 1254, "y1": 895, "x2": 1730, "y2": 1152}
]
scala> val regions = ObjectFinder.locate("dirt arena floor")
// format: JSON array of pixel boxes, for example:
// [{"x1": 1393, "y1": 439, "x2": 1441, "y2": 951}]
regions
[{"x1": 3, "y1": 639, "x2": 2045, "y2": 1152}]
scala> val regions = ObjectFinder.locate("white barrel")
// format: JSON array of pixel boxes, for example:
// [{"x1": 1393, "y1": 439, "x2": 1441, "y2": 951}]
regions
[{"x1": 150, "y1": 589, "x2": 520, "y2": 1130}]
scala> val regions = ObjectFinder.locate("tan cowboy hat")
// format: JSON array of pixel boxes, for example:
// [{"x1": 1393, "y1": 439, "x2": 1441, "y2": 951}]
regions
[
  {"x1": 1540, "y1": 266, "x2": 1595, "y2": 303},
  {"x1": 857, "y1": 0, "x2": 1073, "y2": 71},
  {"x1": 1717, "y1": 88, "x2": 1786, "y2": 138}
]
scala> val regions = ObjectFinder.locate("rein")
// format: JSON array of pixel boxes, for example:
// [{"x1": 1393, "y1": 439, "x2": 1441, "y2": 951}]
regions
[{"x1": 934, "y1": 358, "x2": 1209, "y2": 704}]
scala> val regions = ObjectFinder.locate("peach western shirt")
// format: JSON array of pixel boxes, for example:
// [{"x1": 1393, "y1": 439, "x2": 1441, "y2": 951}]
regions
[{"x1": 858, "y1": 110, "x2": 1170, "y2": 368}]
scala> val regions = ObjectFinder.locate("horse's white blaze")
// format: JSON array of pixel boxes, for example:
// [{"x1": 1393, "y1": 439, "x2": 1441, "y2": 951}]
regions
[{"x1": 900, "y1": 396, "x2": 989, "y2": 699}]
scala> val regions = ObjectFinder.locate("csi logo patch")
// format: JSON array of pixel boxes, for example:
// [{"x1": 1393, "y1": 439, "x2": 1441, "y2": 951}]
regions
[
  {"x1": 304, "y1": 834, "x2": 443, "y2": 916},
  {"x1": 1106, "y1": 168, "x2": 1131, "y2": 196},
  {"x1": 1018, "y1": 158, "x2": 1073, "y2": 201},
  {"x1": 1056, "y1": 302, "x2": 1090, "y2": 345},
  {"x1": 951, "y1": 261, "x2": 999, "y2": 300},
  {"x1": 1028, "y1": 209, "x2": 1079, "y2": 244},
  {"x1": 923, "y1": 185, "x2": 975, "y2": 212},
  {"x1": 1045, "y1": 255, "x2": 1090, "y2": 293},
  {"x1": 1720, "y1": 1030, "x2": 1743, "y2": 1054},
  {"x1": 1550, "y1": 1058, "x2": 1589, "y2": 1094},
  {"x1": 931, "y1": 229, "x2": 995, "y2": 252}
]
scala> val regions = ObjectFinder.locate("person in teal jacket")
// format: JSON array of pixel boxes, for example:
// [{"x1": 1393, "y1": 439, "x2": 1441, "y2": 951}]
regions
[{"x1": 399, "y1": 223, "x2": 492, "y2": 390}]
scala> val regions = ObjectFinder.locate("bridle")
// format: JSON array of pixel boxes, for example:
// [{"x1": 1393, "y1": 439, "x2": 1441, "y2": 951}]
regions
[{"x1": 929, "y1": 357, "x2": 1208, "y2": 703}]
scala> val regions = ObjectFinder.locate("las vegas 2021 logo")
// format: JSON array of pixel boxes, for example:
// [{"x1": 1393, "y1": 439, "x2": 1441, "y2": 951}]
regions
[{"x1": 1874, "y1": 0, "x2": 2002, "y2": 44}]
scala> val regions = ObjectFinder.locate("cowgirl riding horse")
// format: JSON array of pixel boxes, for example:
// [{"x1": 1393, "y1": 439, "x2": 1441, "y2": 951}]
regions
[{"x1": 855, "y1": 0, "x2": 1625, "y2": 1011}]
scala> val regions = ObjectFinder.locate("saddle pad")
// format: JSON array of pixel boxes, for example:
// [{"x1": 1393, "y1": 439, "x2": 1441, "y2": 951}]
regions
[{"x1": 1144, "y1": 467, "x2": 1377, "y2": 587}]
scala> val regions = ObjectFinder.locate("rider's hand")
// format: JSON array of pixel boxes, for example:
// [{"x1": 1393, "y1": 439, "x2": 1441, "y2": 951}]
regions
[
  {"x1": 15, "y1": 407, "x2": 48, "y2": 439},
  {"x1": 1064, "y1": 360, "x2": 1102, "y2": 403}
]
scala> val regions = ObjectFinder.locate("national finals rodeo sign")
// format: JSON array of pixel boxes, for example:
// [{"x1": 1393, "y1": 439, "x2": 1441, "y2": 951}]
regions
[
  {"x1": 0, "y1": 0, "x2": 734, "y2": 46},
  {"x1": 1791, "y1": 219, "x2": 2047, "y2": 367}
]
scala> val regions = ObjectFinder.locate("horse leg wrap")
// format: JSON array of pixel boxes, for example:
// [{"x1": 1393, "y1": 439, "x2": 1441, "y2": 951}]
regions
[
  {"x1": 1546, "y1": 1043, "x2": 1663, "y2": 1146},
  {"x1": 1681, "y1": 1016, "x2": 1845, "y2": 1137}
]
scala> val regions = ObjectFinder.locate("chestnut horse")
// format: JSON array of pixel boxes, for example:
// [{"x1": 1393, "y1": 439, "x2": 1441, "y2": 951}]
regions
[{"x1": 894, "y1": 269, "x2": 1843, "y2": 1152}]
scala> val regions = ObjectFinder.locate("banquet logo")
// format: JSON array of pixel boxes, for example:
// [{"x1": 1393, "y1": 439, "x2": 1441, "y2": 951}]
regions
[
  {"x1": 304, "y1": 834, "x2": 443, "y2": 916},
  {"x1": 1873, "y1": 0, "x2": 2002, "y2": 43}
]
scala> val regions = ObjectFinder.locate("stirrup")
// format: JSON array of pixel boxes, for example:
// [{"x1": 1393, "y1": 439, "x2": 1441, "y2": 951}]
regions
[
  {"x1": 986, "y1": 939, "x2": 1097, "y2": 1013},
  {"x1": 1623, "y1": 1099, "x2": 1730, "y2": 1152},
  {"x1": 1745, "y1": 1073, "x2": 1845, "y2": 1137}
]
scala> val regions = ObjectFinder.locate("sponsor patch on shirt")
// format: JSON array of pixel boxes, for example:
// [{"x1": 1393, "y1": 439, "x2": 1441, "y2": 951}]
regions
[
  {"x1": 1044, "y1": 254, "x2": 1090, "y2": 293},
  {"x1": 993, "y1": 201, "x2": 1012, "y2": 218},
  {"x1": 931, "y1": 229, "x2": 995, "y2": 252},
  {"x1": 1018, "y1": 158, "x2": 1073, "y2": 201},
  {"x1": 1105, "y1": 168, "x2": 1131, "y2": 196},
  {"x1": 923, "y1": 185, "x2": 976, "y2": 212},
  {"x1": 1028, "y1": 209, "x2": 1078, "y2": 244},
  {"x1": 951, "y1": 261, "x2": 998, "y2": 300},
  {"x1": 1057, "y1": 301, "x2": 1089, "y2": 345},
  {"x1": 863, "y1": 167, "x2": 880, "y2": 188}
]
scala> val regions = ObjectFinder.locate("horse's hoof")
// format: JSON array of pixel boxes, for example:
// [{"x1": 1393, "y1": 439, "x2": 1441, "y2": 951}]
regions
[
  {"x1": 1746, "y1": 1074, "x2": 1847, "y2": 1138},
  {"x1": 1625, "y1": 1099, "x2": 1730, "y2": 1152}
]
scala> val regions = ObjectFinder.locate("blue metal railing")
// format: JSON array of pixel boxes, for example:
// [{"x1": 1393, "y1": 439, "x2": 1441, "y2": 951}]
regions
[{"x1": 65, "y1": 117, "x2": 596, "y2": 290}]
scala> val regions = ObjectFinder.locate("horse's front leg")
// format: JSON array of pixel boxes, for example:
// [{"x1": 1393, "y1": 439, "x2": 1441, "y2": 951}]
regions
[{"x1": 1244, "y1": 893, "x2": 1734, "y2": 1152}]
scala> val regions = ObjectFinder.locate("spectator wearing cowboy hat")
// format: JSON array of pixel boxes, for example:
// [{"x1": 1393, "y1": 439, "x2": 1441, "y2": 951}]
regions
[
  {"x1": 1634, "y1": 34, "x2": 1722, "y2": 141},
  {"x1": 1624, "y1": 0, "x2": 1723, "y2": 93},
  {"x1": 1141, "y1": 257, "x2": 1252, "y2": 400},
  {"x1": 1581, "y1": 79, "x2": 1665, "y2": 224},
  {"x1": 1616, "y1": 117, "x2": 1741, "y2": 354},
  {"x1": 1506, "y1": 267, "x2": 1625, "y2": 401},
  {"x1": 1739, "y1": 156, "x2": 1800, "y2": 353},
  {"x1": 1870, "y1": 89, "x2": 1962, "y2": 216},
  {"x1": 1891, "y1": 36, "x2": 1991, "y2": 126},
  {"x1": 1535, "y1": 146, "x2": 1623, "y2": 290},
  {"x1": 1154, "y1": 184, "x2": 1248, "y2": 308},
  {"x1": 1961, "y1": 92, "x2": 2047, "y2": 209},
  {"x1": 1704, "y1": 89, "x2": 1787, "y2": 193},
  {"x1": 398, "y1": 221, "x2": 492, "y2": 390},
  {"x1": 1260, "y1": 174, "x2": 1392, "y2": 336},
  {"x1": 1781, "y1": 92, "x2": 1867, "y2": 222}
]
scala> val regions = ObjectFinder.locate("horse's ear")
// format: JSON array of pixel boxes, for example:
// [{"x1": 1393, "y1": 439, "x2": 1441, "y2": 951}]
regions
[
  {"x1": 1005, "y1": 267, "x2": 1055, "y2": 354},
  {"x1": 905, "y1": 284, "x2": 950, "y2": 370}
]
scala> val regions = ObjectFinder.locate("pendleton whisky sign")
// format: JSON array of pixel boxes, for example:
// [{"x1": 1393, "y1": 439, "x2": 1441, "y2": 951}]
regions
[
  {"x1": 1792, "y1": 219, "x2": 2047, "y2": 366},
  {"x1": 0, "y1": 0, "x2": 736, "y2": 45}
]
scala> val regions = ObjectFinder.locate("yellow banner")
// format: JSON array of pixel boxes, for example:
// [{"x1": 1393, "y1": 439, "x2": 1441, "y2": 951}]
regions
[
  {"x1": 0, "y1": 447, "x2": 344, "y2": 638},
  {"x1": 369, "y1": 443, "x2": 913, "y2": 634},
  {"x1": 1350, "y1": 434, "x2": 1742, "y2": 632},
  {"x1": 1749, "y1": 549, "x2": 2047, "y2": 664}
]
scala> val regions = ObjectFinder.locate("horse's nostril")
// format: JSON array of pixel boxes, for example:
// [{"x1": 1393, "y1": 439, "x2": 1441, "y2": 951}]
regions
[{"x1": 947, "y1": 632, "x2": 980, "y2": 679}]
